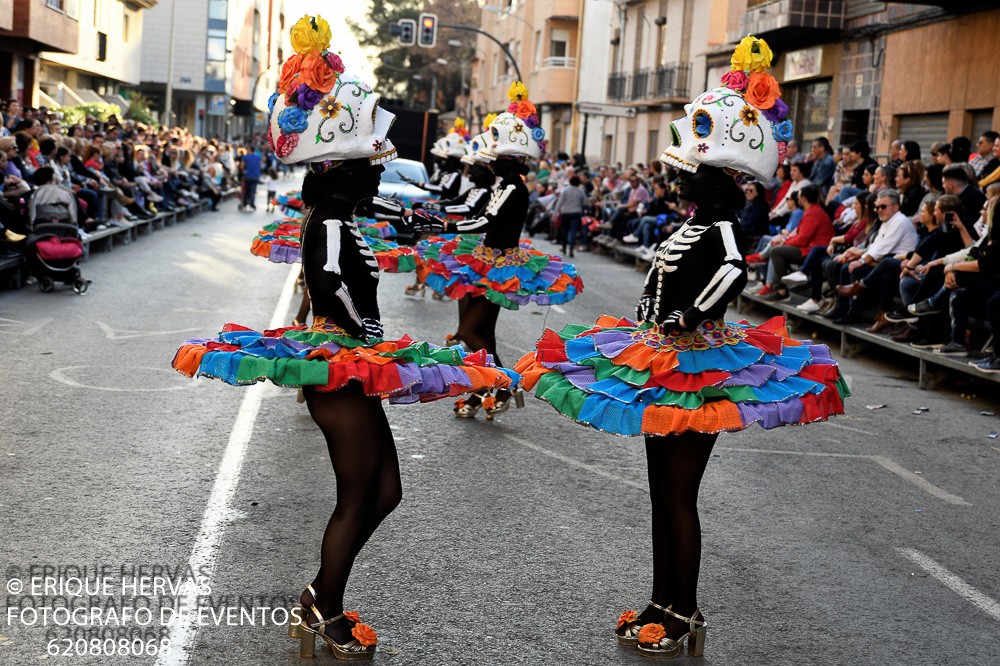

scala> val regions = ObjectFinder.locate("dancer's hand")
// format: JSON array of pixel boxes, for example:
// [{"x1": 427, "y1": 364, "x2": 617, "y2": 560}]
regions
[
  {"x1": 406, "y1": 210, "x2": 445, "y2": 235},
  {"x1": 660, "y1": 309, "x2": 686, "y2": 329},
  {"x1": 635, "y1": 294, "x2": 655, "y2": 322},
  {"x1": 361, "y1": 318, "x2": 384, "y2": 340}
]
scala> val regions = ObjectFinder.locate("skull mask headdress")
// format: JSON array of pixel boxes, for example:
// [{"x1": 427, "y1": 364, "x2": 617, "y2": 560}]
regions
[
  {"x1": 485, "y1": 82, "x2": 546, "y2": 160},
  {"x1": 661, "y1": 35, "x2": 792, "y2": 182}
]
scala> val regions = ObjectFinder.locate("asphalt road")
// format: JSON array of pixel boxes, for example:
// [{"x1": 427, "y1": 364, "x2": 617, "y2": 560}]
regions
[{"x1": 2, "y1": 188, "x2": 999, "y2": 666}]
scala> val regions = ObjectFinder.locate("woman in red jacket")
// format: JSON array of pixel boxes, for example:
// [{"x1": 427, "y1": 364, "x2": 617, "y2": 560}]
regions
[{"x1": 760, "y1": 184, "x2": 834, "y2": 301}]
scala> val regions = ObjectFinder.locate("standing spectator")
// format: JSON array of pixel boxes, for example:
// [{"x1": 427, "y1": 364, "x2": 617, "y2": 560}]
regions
[
  {"x1": 942, "y1": 164, "x2": 986, "y2": 228},
  {"x1": 553, "y1": 175, "x2": 588, "y2": 257},
  {"x1": 970, "y1": 131, "x2": 999, "y2": 178},
  {"x1": 239, "y1": 147, "x2": 262, "y2": 211},
  {"x1": 808, "y1": 137, "x2": 836, "y2": 194}
]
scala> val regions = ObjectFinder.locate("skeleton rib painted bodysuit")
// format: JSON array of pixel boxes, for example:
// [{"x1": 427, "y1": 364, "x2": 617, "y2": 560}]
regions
[
  {"x1": 447, "y1": 175, "x2": 527, "y2": 250},
  {"x1": 420, "y1": 169, "x2": 461, "y2": 199},
  {"x1": 640, "y1": 209, "x2": 748, "y2": 326},
  {"x1": 421, "y1": 186, "x2": 491, "y2": 217},
  {"x1": 301, "y1": 196, "x2": 382, "y2": 339}
]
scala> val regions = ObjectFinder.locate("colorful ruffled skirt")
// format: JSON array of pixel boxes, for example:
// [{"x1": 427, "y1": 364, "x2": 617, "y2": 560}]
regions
[
  {"x1": 422, "y1": 236, "x2": 583, "y2": 309},
  {"x1": 172, "y1": 317, "x2": 519, "y2": 403},
  {"x1": 514, "y1": 315, "x2": 848, "y2": 436},
  {"x1": 274, "y1": 191, "x2": 305, "y2": 218},
  {"x1": 250, "y1": 219, "x2": 420, "y2": 273}
]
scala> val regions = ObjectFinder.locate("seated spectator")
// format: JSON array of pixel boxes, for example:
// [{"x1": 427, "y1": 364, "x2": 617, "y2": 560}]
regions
[
  {"x1": 808, "y1": 137, "x2": 836, "y2": 195},
  {"x1": 29, "y1": 166, "x2": 77, "y2": 226},
  {"x1": 900, "y1": 140, "x2": 922, "y2": 163},
  {"x1": 825, "y1": 189, "x2": 917, "y2": 324},
  {"x1": 607, "y1": 170, "x2": 649, "y2": 239},
  {"x1": 951, "y1": 136, "x2": 972, "y2": 164},
  {"x1": 769, "y1": 161, "x2": 811, "y2": 225},
  {"x1": 930, "y1": 142, "x2": 954, "y2": 166},
  {"x1": 970, "y1": 131, "x2": 999, "y2": 179},
  {"x1": 943, "y1": 163, "x2": 986, "y2": 229},
  {"x1": 624, "y1": 180, "x2": 682, "y2": 253},
  {"x1": 790, "y1": 192, "x2": 876, "y2": 313},
  {"x1": 757, "y1": 185, "x2": 834, "y2": 302},
  {"x1": 978, "y1": 135, "x2": 1000, "y2": 189},
  {"x1": 895, "y1": 160, "x2": 926, "y2": 218},
  {"x1": 871, "y1": 164, "x2": 895, "y2": 195},
  {"x1": 768, "y1": 162, "x2": 791, "y2": 206},
  {"x1": 888, "y1": 139, "x2": 904, "y2": 170},
  {"x1": 738, "y1": 181, "x2": 770, "y2": 242}
]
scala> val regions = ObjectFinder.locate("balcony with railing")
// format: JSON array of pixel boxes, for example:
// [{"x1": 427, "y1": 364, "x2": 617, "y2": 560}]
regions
[
  {"x1": 542, "y1": 56, "x2": 577, "y2": 69},
  {"x1": 739, "y1": 0, "x2": 845, "y2": 49},
  {"x1": 607, "y1": 63, "x2": 691, "y2": 104}
]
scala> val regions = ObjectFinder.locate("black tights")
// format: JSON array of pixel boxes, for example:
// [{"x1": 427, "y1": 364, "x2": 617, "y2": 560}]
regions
[
  {"x1": 456, "y1": 295, "x2": 504, "y2": 367},
  {"x1": 302, "y1": 384, "x2": 402, "y2": 628},
  {"x1": 644, "y1": 431, "x2": 717, "y2": 624}
]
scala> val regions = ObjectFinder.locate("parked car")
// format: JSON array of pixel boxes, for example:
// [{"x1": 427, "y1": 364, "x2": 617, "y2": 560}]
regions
[{"x1": 378, "y1": 159, "x2": 431, "y2": 202}]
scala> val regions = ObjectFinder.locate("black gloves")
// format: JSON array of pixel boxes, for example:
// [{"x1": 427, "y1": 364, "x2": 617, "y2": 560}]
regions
[
  {"x1": 635, "y1": 294, "x2": 655, "y2": 322},
  {"x1": 361, "y1": 318, "x2": 384, "y2": 340}
]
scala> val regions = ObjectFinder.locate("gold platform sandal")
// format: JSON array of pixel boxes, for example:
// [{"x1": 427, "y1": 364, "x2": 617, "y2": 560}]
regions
[
  {"x1": 444, "y1": 333, "x2": 463, "y2": 347},
  {"x1": 636, "y1": 607, "x2": 706, "y2": 659},
  {"x1": 483, "y1": 388, "x2": 525, "y2": 420},
  {"x1": 615, "y1": 601, "x2": 670, "y2": 646},
  {"x1": 404, "y1": 282, "x2": 426, "y2": 297},
  {"x1": 288, "y1": 585, "x2": 377, "y2": 660},
  {"x1": 454, "y1": 392, "x2": 485, "y2": 418}
]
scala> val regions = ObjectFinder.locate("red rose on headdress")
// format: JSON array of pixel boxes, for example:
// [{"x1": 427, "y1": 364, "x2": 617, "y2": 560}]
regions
[
  {"x1": 300, "y1": 53, "x2": 337, "y2": 94},
  {"x1": 267, "y1": 125, "x2": 276, "y2": 151},
  {"x1": 745, "y1": 72, "x2": 781, "y2": 110},
  {"x1": 278, "y1": 54, "x2": 303, "y2": 96},
  {"x1": 325, "y1": 52, "x2": 346, "y2": 74},
  {"x1": 276, "y1": 132, "x2": 299, "y2": 158},
  {"x1": 721, "y1": 70, "x2": 748, "y2": 92}
]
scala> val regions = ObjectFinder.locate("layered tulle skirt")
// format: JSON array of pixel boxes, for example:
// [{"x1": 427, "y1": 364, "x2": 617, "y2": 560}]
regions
[
  {"x1": 172, "y1": 317, "x2": 519, "y2": 403},
  {"x1": 274, "y1": 191, "x2": 305, "y2": 219},
  {"x1": 421, "y1": 236, "x2": 583, "y2": 309},
  {"x1": 514, "y1": 315, "x2": 848, "y2": 436}
]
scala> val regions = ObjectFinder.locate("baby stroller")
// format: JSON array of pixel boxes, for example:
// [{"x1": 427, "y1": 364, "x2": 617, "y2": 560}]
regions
[{"x1": 26, "y1": 222, "x2": 90, "y2": 294}]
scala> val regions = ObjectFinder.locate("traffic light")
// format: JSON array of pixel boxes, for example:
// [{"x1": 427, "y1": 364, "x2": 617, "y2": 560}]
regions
[
  {"x1": 397, "y1": 19, "x2": 415, "y2": 46},
  {"x1": 418, "y1": 13, "x2": 437, "y2": 49}
]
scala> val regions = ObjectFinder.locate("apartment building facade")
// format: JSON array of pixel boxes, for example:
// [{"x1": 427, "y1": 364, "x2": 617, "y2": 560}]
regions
[{"x1": 0, "y1": 0, "x2": 79, "y2": 105}]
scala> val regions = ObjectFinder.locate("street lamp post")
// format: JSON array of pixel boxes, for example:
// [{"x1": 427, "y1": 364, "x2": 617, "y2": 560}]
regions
[{"x1": 163, "y1": 0, "x2": 178, "y2": 126}]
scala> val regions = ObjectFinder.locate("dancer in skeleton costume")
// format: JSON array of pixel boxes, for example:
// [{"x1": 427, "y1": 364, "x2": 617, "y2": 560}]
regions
[
  {"x1": 407, "y1": 83, "x2": 584, "y2": 420},
  {"x1": 515, "y1": 37, "x2": 848, "y2": 659},
  {"x1": 405, "y1": 118, "x2": 469, "y2": 200},
  {"x1": 171, "y1": 18, "x2": 517, "y2": 660}
]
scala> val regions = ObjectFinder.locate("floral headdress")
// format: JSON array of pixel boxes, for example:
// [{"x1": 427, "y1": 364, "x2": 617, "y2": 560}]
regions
[
  {"x1": 449, "y1": 117, "x2": 471, "y2": 141},
  {"x1": 660, "y1": 35, "x2": 790, "y2": 182},
  {"x1": 267, "y1": 15, "x2": 397, "y2": 166},
  {"x1": 486, "y1": 82, "x2": 545, "y2": 159}
]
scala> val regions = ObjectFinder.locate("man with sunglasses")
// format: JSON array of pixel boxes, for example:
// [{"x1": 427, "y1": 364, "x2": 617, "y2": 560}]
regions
[{"x1": 828, "y1": 189, "x2": 917, "y2": 324}]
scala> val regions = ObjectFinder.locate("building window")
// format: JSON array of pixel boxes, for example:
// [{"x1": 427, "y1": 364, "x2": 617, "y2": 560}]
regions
[
  {"x1": 97, "y1": 32, "x2": 107, "y2": 61},
  {"x1": 550, "y1": 29, "x2": 569, "y2": 60},
  {"x1": 46, "y1": 0, "x2": 63, "y2": 11},
  {"x1": 123, "y1": 14, "x2": 129, "y2": 41},
  {"x1": 208, "y1": 0, "x2": 227, "y2": 21},
  {"x1": 207, "y1": 28, "x2": 227, "y2": 63},
  {"x1": 533, "y1": 30, "x2": 542, "y2": 71},
  {"x1": 626, "y1": 131, "x2": 636, "y2": 167},
  {"x1": 783, "y1": 79, "x2": 832, "y2": 142},
  {"x1": 647, "y1": 129, "x2": 659, "y2": 165}
]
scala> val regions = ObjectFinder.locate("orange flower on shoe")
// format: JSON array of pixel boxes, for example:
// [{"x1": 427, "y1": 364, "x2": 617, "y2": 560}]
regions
[
  {"x1": 300, "y1": 53, "x2": 338, "y2": 94},
  {"x1": 351, "y1": 623, "x2": 378, "y2": 648},
  {"x1": 637, "y1": 623, "x2": 666, "y2": 645},
  {"x1": 344, "y1": 611, "x2": 360, "y2": 624},
  {"x1": 482, "y1": 396, "x2": 497, "y2": 410},
  {"x1": 617, "y1": 610, "x2": 639, "y2": 629}
]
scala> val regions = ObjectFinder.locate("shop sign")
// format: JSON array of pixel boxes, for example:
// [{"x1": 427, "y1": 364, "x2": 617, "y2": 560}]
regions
[{"x1": 784, "y1": 47, "x2": 823, "y2": 82}]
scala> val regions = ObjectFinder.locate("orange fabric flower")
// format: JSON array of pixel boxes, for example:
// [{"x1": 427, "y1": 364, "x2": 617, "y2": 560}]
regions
[
  {"x1": 617, "y1": 610, "x2": 639, "y2": 629},
  {"x1": 744, "y1": 72, "x2": 781, "y2": 111},
  {"x1": 482, "y1": 396, "x2": 497, "y2": 410},
  {"x1": 637, "y1": 623, "x2": 666, "y2": 645},
  {"x1": 515, "y1": 101, "x2": 536, "y2": 118},
  {"x1": 278, "y1": 54, "x2": 303, "y2": 96},
  {"x1": 299, "y1": 53, "x2": 338, "y2": 94},
  {"x1": 351, "y1": 623, "x2": 378, "y2": 648},
  {"x1": 344, "y1": 611, "x2": 360, "y2": 624}
]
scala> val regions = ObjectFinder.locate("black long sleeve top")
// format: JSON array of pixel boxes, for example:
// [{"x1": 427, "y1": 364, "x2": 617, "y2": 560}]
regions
[
  {"x1": 446, "y1": 175, "x2": 528, "y2": 251},
  {"x1": 300, "y1": 196, "x2": 381, "y2": 338},
  {"x1": 420, "y1": 170, "x2": 461, "y2": 199},
  {"x1": 423, "y1": 187, "x2": 491, "y2": 217},
  {"x1": 641, "y1": 208, "x2": 748, "y2": 325}
]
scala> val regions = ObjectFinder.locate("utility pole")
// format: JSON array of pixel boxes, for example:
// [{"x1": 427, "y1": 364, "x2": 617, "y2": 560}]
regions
[{"x1": 163, "y1": 0, "x2": 178, "y2": 127}]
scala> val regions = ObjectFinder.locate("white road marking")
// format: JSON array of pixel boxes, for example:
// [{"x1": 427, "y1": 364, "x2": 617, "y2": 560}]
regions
[
  {"x1": 95, "y1": 321, "x2": 202, "y2": 340},
  {"x1": 550, "y1": 304, "x2": 567, "y2": 314},
  {"x1": 820, "y1": 421, "x2": 876, "y2": 436},
  {"x1": 49, "y1": 366, "x2": 192, "y2": 392},
  {"x1": 502, "y1": 434, "x2": 646, "y2": 491},
  {"x1": 720, "y1": 447, "x2": 970, "y2": 506},
  {"x1": 156, "y1": 265, "x2": 298, "y2": 666},
  {"x1": 896, "y1": 548, "x2": 1000, "y2": 621},
  {"x1": 0, "y1": 316, "x2": 53, "y2": 336}
]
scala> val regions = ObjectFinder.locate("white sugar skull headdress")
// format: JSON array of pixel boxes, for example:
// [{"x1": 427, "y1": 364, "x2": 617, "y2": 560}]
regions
[
  {"x1": 431, "y1": 118, "x2": 470, "y2": 159},
  {"x1": 462, "y1": 132, "x2": 496, "y2": 165},
  {"x1": 267, "y1": 15, "x2": 396, "y2": 166},
  {"x1": 661, "y1": 35, "x2": 792, "y2": 183},
  {"x1": 485, "y1": 82, "x2": 545, "y2": 160}
]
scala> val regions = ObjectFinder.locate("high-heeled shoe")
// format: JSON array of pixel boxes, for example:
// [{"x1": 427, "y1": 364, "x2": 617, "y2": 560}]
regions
[
  {"x1": 404, "y1": 282, "x2": 426, "y2": 297},
  {"x1": 431, "y1": 291, "x2": 444, "y2": 301},
  {"x1": 454, "y1": 392, "x2": 485, "y2": 418},
  {"x1": 288, "y1": 585, "x2": 377, "y2": 660},
  {"x1": 483, "y1": 388, "x2": 525, "y2": 420},
  {"x1": 444, "y1": 333, "x2": 462, "y2": 347},
  {"x1": 636, "y1": 607, "x2": 706, "y2": 659},
  {"x1": 615, "y1": 601, "x2": 669, "y2": 646}
]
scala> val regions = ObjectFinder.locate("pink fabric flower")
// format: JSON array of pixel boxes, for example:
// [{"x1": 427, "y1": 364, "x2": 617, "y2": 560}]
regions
[
  {"x1": 325, "y1": 52, "x2": 346, "y2": 73},
  {"x1": 276, "y1": 132, "x2": 300, "y2": 159},
  {"x1": 721, "y1": 70, "x2": 748, "y2": 92},
  {"x1": 777, "y1": 141, "x2": 788, "y2": 165}
]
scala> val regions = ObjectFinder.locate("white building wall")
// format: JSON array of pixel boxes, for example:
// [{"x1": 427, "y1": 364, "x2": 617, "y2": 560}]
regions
[
  {"x1": 573, "y1": 0, "x2": 614, "y2": 164},
  {"x1": 41, "y1": 0, "x2": 147, "y2": 86},
  {"x1": 140, "y1": 0, "x2": 209, "y2": 91}
]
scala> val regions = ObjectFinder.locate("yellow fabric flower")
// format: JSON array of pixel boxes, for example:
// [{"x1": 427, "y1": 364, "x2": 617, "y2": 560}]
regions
[
  {"x1": 507, "y1": 81, "x2": 528, "y2": 102},
  {"x1": 483, "y1": 113, "x2": 498, "y2": 130},
  {"x1": 454, "y1": 117, "x2": 465, "y2": 130},
  {"x1": 731, "y1": 35, "x2": 772, "y2": 73},
  {"x1": 290, "y1": 15, "x2": 332, "y2": 55}
]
